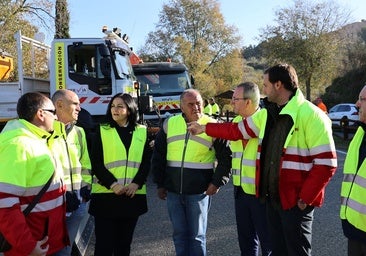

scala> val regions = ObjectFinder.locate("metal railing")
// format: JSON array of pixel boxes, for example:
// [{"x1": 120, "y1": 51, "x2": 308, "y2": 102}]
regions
[{"x1": 331, "y1": 118, "x2": 359, "y2": 140}]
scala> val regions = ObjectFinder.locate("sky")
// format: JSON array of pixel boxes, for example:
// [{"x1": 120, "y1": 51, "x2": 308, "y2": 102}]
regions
[{"x1": 59, "y1": 0, "x2": 366, "y2": 51}]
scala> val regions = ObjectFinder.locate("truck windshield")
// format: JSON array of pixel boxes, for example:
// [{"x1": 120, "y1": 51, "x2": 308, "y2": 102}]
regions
[
  {"x1": 113, "y1": 50, "x2": 133, "y2": 80},
  {"x1": 136, "y1": 72, "x2": 190, "y2": 96}
]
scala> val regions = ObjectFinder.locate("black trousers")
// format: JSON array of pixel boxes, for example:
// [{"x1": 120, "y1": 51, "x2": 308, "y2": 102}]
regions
[
  {"x1": 348, "y1": 239, "x2": 366, "y2": 256},
  {"x1": 94, "y1": 216, "x2": 139, "y2": 256},
  {"x1": 266, "y1": 199, "x2": 314, "y2": 256}
]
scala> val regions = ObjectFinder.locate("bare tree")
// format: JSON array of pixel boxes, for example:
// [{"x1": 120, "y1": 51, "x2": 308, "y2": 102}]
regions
[
  {"x1": 0, "y1": 0, "x2": 53, "y2": 80},
  {"x1": 0, "y1": 0, "x2": 53, "y2": 31}
]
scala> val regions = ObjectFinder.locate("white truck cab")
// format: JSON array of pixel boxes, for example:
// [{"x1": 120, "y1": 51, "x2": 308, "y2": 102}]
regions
[{"x1": 50, "y1": 29, "x2": 136, "y2": 119}]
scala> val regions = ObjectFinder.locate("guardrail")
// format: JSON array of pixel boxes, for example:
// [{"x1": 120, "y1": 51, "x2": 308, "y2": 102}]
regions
[{"x1": 331, "y1": 118, "x2": 359, "y2": 140}]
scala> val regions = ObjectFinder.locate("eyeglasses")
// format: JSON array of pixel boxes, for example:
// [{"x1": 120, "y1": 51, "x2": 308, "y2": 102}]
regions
[
  {"x1": 42, "y1": 109, "x2": 57, "y2": 115},
  {"x1": 231, "y1": 97, "x2": 249, "y2": 101},
  {"x1": 359, "y1": 97, "x2": 366, "y2": 102}
]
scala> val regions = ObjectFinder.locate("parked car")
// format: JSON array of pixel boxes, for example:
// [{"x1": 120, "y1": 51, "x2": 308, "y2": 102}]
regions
[{"x1": 327, "y1": 103, "x2": 359, "y2": 127}]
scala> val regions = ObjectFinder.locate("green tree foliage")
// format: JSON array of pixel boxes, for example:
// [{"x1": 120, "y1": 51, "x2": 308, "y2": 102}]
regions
[
  {"x1": 139, "y1": 0, "x2": 243, "y2": 97},
  {"x1": 323, "y1": 25, "x2": 366, "y2": 107},
  {"x1": 323, "y1": 68, "x2": 366, "y2": 108},
  {"x1": 259, "y1": 0, "x2": 350, "y2": 100},
  {"x1": 343, "y1": 27, "x2": 366, "y2": 70},
  {"x1": 360, "y1": 27, "x2": 366, "y2": 43},
  {"x1": 55, "y1": 0, "x2": 70, "y2": 38},
  {"x1": 345, "y1": 43, "x2": 366, "y2": 70},
  {"x1": 242, "y1": 44, "x2": 263, "y2": 60}
]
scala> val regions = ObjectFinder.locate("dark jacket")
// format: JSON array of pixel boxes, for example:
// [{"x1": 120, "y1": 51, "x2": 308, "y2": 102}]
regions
[{"x1": 151, "y1": 119, "x2": 232, "y2": 194}]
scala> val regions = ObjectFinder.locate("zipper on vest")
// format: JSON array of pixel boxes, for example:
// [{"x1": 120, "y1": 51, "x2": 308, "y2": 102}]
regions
[
  {"x1": 240, "y1": 152, "x2": 244, "y2": 188},
  {"x1": 180, "y1": 132, "x2": 190, "y2": 194}
]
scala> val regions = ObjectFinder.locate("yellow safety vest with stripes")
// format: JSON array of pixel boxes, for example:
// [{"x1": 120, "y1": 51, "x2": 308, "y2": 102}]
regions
[
  {"x1": 92, "y1": 124, "x2": 147, "y2": 194},
  {"x1": 212, "y1": 103, "x2": 220, "y2": 115},
  {"x1": 230, "y1": 115, "x2": 257, "y2": 195},
  {"x1": 204, "y1": 104, "x2": 212, "y2": 116},
  {"x1": 0, "y1": 119, "x2": 65, "y2": 211},
  {"x1": 54, "y1": 122, "x2": 92, "y2": 191},
  {"x1": 340, "y1": 127, "x2": 366, "y2": 232},
  {"x1": 230, "y1": 116, "x2": 243, "y2": 186},
  {"x1": 165, "y1": 114, "x2": 216, "y2": 169}
]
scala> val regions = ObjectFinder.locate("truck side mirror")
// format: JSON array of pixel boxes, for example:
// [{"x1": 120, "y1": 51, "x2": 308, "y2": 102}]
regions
[
  {"x1": 98, "y1": 44, "x2": 110, "y2": 57},
  {"x1": 100, "y1": 57, "x2": 111, "y2": 78}
]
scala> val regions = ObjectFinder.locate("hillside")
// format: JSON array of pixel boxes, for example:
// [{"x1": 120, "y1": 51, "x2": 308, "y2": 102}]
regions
[
  {"x1": 338, "y1": 19, "x2": 366, "y2": 42},
  {"x1": 322, "y1": 19, "x2": 366, "y2": 108}
]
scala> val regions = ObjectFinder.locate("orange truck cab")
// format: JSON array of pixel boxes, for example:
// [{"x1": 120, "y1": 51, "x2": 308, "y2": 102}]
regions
[{"x1": 0, "y1": 50, "x2": 13, "y2": 80}]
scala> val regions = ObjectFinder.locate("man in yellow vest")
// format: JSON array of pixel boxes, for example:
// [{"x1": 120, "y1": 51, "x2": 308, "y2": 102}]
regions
[
  {"x1": 340, "y1": 85, "x2": 366, "y2": 255},
  {"x1": 209, "y1": 97, "x2": 220, "y2": 117},
  {"x1": 230, "y1": 82, "x2": 271, "y2": 255},
  {"x1": 152, "y1": 89, "x2": 231, "y2": 256},
  {"x1": 203, "y1": 99, "x2": 212, "y2": 116},
  {"x1": 52, "y1": 89, "x2": 92, "y2": 256},
  {"x1": 0, "y1": 92, "x2": 68, "y2": 255}
]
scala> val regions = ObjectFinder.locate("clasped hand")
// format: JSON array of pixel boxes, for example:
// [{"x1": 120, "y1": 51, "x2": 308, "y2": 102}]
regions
[
  {"x1": 187, "y1": 122, "x2": 205, "y2": 135},
  {"x1": 111, "y1": 183, "x2": 139, "y2": 198}
]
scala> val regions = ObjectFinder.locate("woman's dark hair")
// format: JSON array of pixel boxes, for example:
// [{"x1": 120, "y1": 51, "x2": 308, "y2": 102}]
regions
[{"x1": 103, "y1": 93, "x2": 139, "y2": 128}]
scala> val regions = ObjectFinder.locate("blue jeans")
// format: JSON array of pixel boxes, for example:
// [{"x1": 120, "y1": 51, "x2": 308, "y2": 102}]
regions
[
  {"x1": 54, "y1": 202, "x2": 88, "y2": 256},
  {"x1": 235, "y1": 187, "x2": 272, "y2": 256},
  {"x1": 167, "y1": 192, "x2": 211, "y2": 256},
  {"x1": 266, "y1": 200, "x2": 314, "y2": 256}
]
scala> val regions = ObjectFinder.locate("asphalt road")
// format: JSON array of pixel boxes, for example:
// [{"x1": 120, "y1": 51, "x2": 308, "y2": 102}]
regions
[{"x1": 83, "y1": 146, "x2": 348, "y2": 256}]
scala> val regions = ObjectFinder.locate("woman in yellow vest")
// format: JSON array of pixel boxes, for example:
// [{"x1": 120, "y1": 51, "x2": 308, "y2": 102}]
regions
[{"x1": 89, "y1": 93, "x2": 150, "y2": 256}]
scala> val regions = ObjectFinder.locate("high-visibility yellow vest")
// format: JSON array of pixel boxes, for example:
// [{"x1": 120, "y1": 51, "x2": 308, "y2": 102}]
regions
[
  {"x1": 165, "y1": 114, "x2": 216, "y2": 169},
  {"x1": 230, "y1": 116, "x2": 243, "y2": 186},
  {"x1": 92, "y1": 124, "x2": 147, "y2": 194},
  {"x1": 340, "y1": 127, "x2": 366, "y2": 232},
  {"x1": 230, "y1": 115, "x2": 258, "y2": 195},
  {"x1": 204, "y1": 104, "x2": 212, "y2": 115},
  {"x1": 53, "y1": 122, "x2": 92, "y2": 191},
  {"x1": 212, "y1": 103, "x2": 220, "y2": 115},
  {"x1": 0, "y1": 119, "x2": 65, "y2": 210}
]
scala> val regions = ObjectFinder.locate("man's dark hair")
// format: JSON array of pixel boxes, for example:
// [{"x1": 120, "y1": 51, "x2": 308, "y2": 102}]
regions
[
  {"x1": 264, "y1": 64, "x2": 298, "y2": 92},
  {"x1": 17, "y1": 92, "x2": 48, "y2": 122}
]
